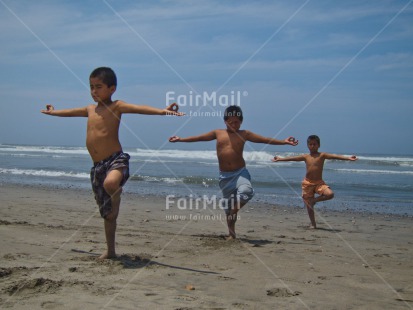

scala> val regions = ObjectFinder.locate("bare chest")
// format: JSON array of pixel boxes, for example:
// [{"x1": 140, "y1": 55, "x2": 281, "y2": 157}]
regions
[
  {"x1": 216, "y1": 131, "x2": 245, "y2": 150},
  {"x1": 87, "y1": 107, "x2": 120, "y2": 131},
  {"x1": 306, "y1": 156, "x2": 325, "y2": 170}
]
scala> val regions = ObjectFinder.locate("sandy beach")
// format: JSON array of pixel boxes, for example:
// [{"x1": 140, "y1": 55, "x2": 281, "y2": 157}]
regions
[{"x1": 0, "y1": 184, "x2": 412, "y2": 309}]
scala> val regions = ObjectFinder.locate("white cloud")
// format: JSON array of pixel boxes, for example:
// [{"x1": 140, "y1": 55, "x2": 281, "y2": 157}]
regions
[{"x1": 0, "y1": 0, "x2": 412, "y2": 153}]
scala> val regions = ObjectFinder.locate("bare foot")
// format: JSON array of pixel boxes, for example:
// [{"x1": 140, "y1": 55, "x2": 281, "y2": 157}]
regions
[
  {"x1": 98, "y1": 250, "x2": 117, "y2": 260},
  {"x1": 308, "y1": 225, "x2": 317, "y2": 230},
  {"x1": 304, "y1": 198, "x2": 317, "y2": 229},
  {"x1": 226, "y1": 214, "x2": 237, "y2": 240},
  {"x1": 225, "y1": 235, "x2": 236, "y2": 240}
]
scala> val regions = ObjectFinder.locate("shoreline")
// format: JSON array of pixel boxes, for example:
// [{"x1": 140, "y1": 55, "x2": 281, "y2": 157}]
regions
[
  {"x1": 2, "y1": 182, "x2": 411, "y2": 219},
  {"x1": 0, "y1": 183, "x2": 412, "y2": 309}
]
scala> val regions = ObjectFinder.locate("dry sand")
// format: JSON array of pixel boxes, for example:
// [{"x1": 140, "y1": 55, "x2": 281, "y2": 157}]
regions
[{"x1": 0, "y1": 184, "x2": 412, "y2": 309}]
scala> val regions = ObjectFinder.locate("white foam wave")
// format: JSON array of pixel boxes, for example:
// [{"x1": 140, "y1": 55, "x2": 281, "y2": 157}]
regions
[
  {"x1": 0, "y1": 145, "x2": 89, "y2": 155},
  {"x1": 129, "y1": 148, "x2": 216, "y2": 160},
  {"x1": 0, "y1": 168, "x2": 89, "y2": 179},
  {"x1": 1, "y1": 145, "x2": 412, "y2": 166},
  {"x1": 357, "y1": 155, "x2": 413, "y2": 162},
  {"x1": 334, "y1": 168, "x2": 413, "y2": 175},
  {"x1": 130, "y1": 148, "x2": 276, "y2": 162},
  {"x1": 129, "y1": 150, "x2": 413, "y2": 166},
  {"x1": 357, "y1": 155, "x2": 413, "y2": 167},
  {"x1": 244, "y1": 151, "x2": 278, "y2": 162},
  {"x1": 140, "y1": 176, "x2": 184, "y2": 184}
]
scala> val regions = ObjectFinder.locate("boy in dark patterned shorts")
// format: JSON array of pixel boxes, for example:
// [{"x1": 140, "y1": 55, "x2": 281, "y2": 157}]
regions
[
  {"x1": 42, "y1": 67, "x2": 184, "y2": 259},
  {"x1": 91, "y1": 152, "x2": 130, "y2": 219}
]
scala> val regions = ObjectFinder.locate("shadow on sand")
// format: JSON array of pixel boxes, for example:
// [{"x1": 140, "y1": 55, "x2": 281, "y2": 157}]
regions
[{"x1": 71, "y1": 249, "x2": 219, "y2": 274}]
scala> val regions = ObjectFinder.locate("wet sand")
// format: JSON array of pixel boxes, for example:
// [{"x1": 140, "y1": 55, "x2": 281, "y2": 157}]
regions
[{"x1": 0, "y1": 184, "x2": 412, "y2": 309}]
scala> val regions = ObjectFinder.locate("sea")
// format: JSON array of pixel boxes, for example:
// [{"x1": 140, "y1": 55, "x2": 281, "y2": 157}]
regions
[{"x1": 0, "y1": 144, "x2": 412, "y2": 216}]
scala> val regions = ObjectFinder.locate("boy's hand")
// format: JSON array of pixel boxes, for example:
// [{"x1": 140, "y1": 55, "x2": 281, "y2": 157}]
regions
[
  {"x1": 349, "y1": 155, "x2": 358, "y2": 161},
  {"x1": 271, "y1": 155, "x2": 280, "y2": 162},
  {"x1": 285, "y1": 136, "x2": 298, "y2": 146},
  {"x1": 41, "y1": 104, "x2": 54, "y2": 114},
  {"x1": 165, "y1": 103, "x2": 185, "y2": 116},
  {"x1": 169, "y1": 136, "x2": 181, "y2": 142}
]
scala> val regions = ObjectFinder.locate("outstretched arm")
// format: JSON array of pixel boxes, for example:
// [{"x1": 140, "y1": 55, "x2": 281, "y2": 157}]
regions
[
  {"x1": 324, "y1": 153, "x2": 357, "y2": 161},
  {"x1": 272, "y1": 154, "x2": 306, "y2": 162},
  {"x1": 41, "y1": 105, "x2": 88, "y2": 117},
  {"x1": 118, "y1": 102, "x2": 184, "y2": 116},
  {"x1": 245, "y1": 131, "x2": 298, "y2": 146},
  {"x1": 169, "y1": 131, "x2": 216, "y2": 143}
]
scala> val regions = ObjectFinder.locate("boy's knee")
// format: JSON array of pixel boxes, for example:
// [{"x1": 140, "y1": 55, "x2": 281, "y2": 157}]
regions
[
  {"x1": 237, "y1": 184, "x2": 254, "y2": 202},
  {"x1": 322, "y1": 189, "x2": 334, "y2": 199},
  {"x1": 103, "y1": 179, "x2": 121, "y2": 195}
]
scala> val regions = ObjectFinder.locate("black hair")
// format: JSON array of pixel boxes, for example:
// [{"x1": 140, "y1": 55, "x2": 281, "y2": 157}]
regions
[
  {"x1": 224, "y1": 105, "x2": 243, "y2": 122},
  {"x1": 90, "y1": 67, "x2": 117, "y2": 87},
  {"x1": 307, "y1": 135, "x2": 320, "y2": 146}
]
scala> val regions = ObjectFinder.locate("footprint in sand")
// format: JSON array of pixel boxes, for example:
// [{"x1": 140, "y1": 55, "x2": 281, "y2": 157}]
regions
[
  {"x1": 0, "y1": 266, "x2": 31, "y2": 279},
  {"x1": 0, "y1": 268, "x2": 13, "y2": 278},
  {"x1": 41, "y1": 301, "x2": 64, "y2": 309},
  {"x1": 175, "y1": 294, "x2": 198, "y2": 301},
  {"x1": 4, "y1": 278, "x2": 63, "y2": 296},
  {"x1": 4, "y1": 278, "x2": 96, "y2": 297},
  {"x1": 266, "y1": 287, "x2": 301, "y2": 297}
]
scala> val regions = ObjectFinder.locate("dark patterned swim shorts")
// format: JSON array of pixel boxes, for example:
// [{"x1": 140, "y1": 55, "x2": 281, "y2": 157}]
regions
[{"x1": 90, "y1": 151, "x2": 130, "y2": 218}]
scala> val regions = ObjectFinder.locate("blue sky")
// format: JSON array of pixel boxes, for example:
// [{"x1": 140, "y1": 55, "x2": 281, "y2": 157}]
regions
[{"x1": 0, "y1": 0, "x2": 412, "y2": 155}]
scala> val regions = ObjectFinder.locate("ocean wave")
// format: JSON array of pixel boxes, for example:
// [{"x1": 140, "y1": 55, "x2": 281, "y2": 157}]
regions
[
  {"x1": 0, "y1": 167, "x2": 214, "y2": 186},
  {"x1": 128, "y1": 148, "x2": 278, "y2": 163},
  {"x1": 1, "y1": 144, "x2": 412, "y2": 167},
  {"x1": 129, "y1": 148, "x2": 216, "y2": 160},
  {"x1": 357, "y1": 155, "x2": 413, "y2": 167},
  {"x1": 130, "y1": 174, "x2": 216, "y2": 187},
  {"x1": 0, "y1": 153, "x2": 73, "y2": 159},
  {"x1": 358, "y1": 155, "x2": 413, "y2": 162},
  {"x1": 0, "y1": 168, "x2": 89, "y2": 179},
  {"x1": 130, "y1": 175, "x2": 184, "y2": 184},
  {"x1": 0, "y1": 145, "x2": 89, "y2": 155},
  {"x1": 334, "y1": 168, "x2": 413, "y2": 175}
]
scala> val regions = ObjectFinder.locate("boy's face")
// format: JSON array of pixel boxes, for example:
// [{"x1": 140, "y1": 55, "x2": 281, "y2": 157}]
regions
[
  {"x1": 90, "y1": 77, "x2": 116, "y2": 103},
  {"x1": 307, "y1": 139, "x2": 320, "y2": 153},
  {"x1": 225, "y1": 116, "x2": 242, "y2": 132}
]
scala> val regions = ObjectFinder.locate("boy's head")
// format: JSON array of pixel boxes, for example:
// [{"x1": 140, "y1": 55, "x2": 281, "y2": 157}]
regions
[
  {"x1": 224, "y1": 105, "x2": 243, "y2": 122},
  {"x1": 307, "y1": 135, "x2": 320, "y2": 152},
  {"x1": 89, "y1": 67, "x2": 117, "y2": 103},
  {"x1": 90, "y1": 67, "x2": 117, "y2": 87},
  {"x1": 307, "y1": 135, "x2": 320, "y2": 146},
  {"x1": 224, "y1": 105, "x2": 243, "y2": 132}
]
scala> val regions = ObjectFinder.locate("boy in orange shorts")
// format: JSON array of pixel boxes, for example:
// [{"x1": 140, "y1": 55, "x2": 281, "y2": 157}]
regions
[{"x1": 272, "y1": 135, "x2": 357, "y2": 229}]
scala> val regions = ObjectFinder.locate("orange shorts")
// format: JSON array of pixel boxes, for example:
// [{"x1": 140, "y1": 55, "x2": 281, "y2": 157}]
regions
[{"x1": 301, "y1": 178, "x2": 330, "y2": 199}]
